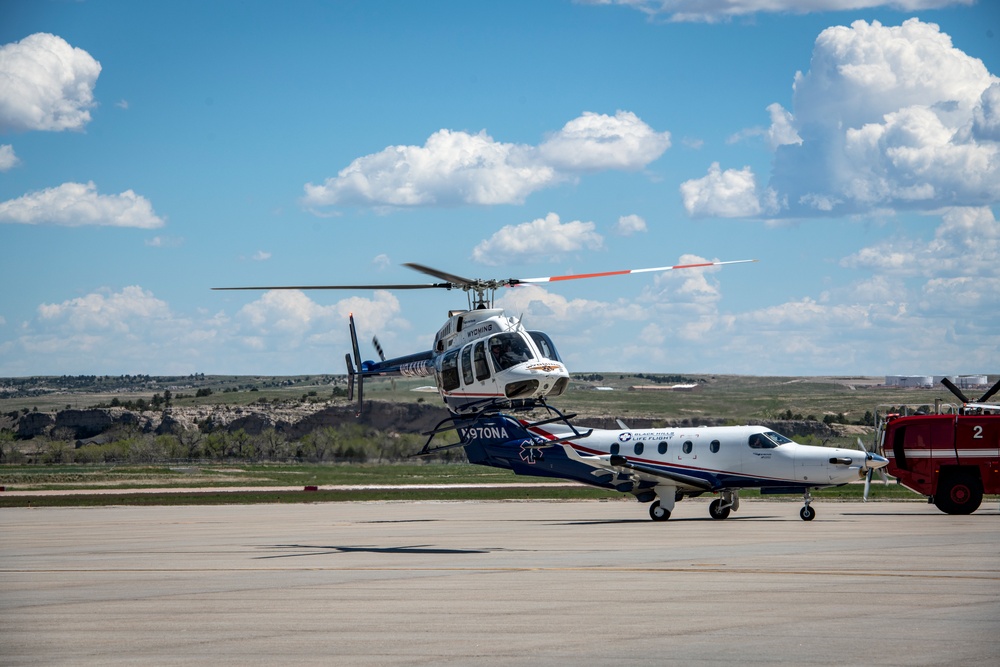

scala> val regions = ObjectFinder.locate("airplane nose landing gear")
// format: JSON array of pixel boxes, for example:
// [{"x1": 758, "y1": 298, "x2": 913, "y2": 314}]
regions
[{"x1": 799, "y1": 489, "x2": 815, "y2": 521}]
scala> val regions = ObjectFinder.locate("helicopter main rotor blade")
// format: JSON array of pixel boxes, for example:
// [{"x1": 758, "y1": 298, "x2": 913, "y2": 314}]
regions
[
  {"x1": 402, "y1": 263, "x2": 480, "y2": 288},
  {"x1": 513, "y1": 259, "x2": 758, "y2": 285},
  {"x1": 212, "y1": 283, "x2": 451, "y2": 291}
]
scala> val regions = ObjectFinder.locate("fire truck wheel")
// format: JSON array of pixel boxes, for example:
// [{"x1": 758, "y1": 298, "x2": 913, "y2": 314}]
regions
[{"x1": 933, "y1": 474, "x2": 983, "y2": 515}]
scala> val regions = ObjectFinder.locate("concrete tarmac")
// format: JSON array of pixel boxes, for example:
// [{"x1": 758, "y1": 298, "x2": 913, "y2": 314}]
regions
[{"x1": 2, "y1": 498, "x2": 998, "y2": 666}]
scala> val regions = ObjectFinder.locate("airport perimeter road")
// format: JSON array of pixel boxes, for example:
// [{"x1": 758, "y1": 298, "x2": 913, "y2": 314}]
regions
[{"x1": 2, "y1": 499, "x2": 998, "y2": 666}]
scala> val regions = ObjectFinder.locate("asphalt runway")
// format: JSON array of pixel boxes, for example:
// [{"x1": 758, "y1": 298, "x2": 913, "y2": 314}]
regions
[{"x1": 2, "y1": 498, "x2": 998, "y2": 666}]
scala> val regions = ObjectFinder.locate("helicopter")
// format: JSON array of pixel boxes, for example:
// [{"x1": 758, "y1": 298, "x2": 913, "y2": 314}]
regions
[{"x1": 214, "y1": 259, "x2": 757, "y2": 416}]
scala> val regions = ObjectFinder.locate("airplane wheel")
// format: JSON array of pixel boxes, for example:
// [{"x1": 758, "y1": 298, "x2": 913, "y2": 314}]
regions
[
  {"x1": 649, "y1": 501, "x2": 671, "y2": 521},
  {"x1": 709, "y1": 498, "x2": 731, "y2": 520},
  {"x1": 800, "y1": 506, "x2": 815, "y2": 521}
]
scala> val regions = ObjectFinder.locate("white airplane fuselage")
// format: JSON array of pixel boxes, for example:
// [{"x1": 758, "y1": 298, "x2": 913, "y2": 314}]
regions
[{"x1": 460, "y1": 416, "x2": 889, "y2": 521}]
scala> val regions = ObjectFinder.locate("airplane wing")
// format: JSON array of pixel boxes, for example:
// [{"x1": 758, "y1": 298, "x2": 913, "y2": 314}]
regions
[{"x1": 561, "y1": 445, "x2": 716, "y2": 492}]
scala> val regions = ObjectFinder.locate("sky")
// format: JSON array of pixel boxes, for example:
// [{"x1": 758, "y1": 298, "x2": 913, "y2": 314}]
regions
[{"x1": 0, "y1": 0, "x2": 998, "y2": 378}]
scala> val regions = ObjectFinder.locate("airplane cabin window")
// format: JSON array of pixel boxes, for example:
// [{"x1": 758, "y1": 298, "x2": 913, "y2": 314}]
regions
[
  {"x1": 610, "y1": 443, "x2": 620, "y2": 455},
  {"x1": 474, "y1": 341, "x2": 490, "y2": 380},
  {"x1": 710, "y1": 440, "x2": 720, "y2": 453},
  {"x1": 658, "y1": 441, "x2": 668, "y2": 455},
  {"x1": 682, "y1": 440, "x2": 693, "y2": 454},
  {"x1": 461, "y1": 346, "x2": 474, "y2": 385},
  {"x1": 634, "y1": 442, "x2": 644, "y2": 455}
]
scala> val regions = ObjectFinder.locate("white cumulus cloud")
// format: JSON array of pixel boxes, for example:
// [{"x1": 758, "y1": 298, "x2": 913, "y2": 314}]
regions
[
  {"x1": 680, "y1": 163, "x2": 778, "y2": 218},
  {"x1": 303, "y1": 111, "x2": 669, "y2": 210},
  {"x1": 537, "y1": 110, "x2": 671, "y2": 171},
  {"x1": 472, "y1": 213, "x2": 604, "y2": 265},
  {"x1": 0, "y1": 181, "x2": 165, "y2": 228},
  {"x1": 0, "y1": 33, "x2": 101, "y2": 132},
  {"x1": 613, "y1": 214, "x2": 647, "y2": 236},
  {"x1": 681, "y1": 19, "x2": 1000, "y2": 219},
  {"x1": 583, "y1": 1, "x2": 974, "y2": 24},
  {"x1": 38, "y1": 286, "x2": 171, "y2": 334},
  {"x1": 0, "y1": 144, "x2": 19, "y2": 171}
]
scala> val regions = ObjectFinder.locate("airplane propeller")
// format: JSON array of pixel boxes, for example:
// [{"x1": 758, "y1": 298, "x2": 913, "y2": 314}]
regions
[{"x1": 857, "y1": 437, "x2": 888, "y2": 502}]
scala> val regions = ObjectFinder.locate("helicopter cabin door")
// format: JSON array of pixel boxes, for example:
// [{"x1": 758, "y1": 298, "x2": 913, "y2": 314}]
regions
[{"x1": 457, "y1": 340, "x2": 502, "y2": 404}]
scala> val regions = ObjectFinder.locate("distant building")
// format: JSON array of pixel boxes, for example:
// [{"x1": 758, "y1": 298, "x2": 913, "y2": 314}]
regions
[
  {"x1": 885, "y1": 375, "x2": 933, "y2": 388},
  {"x1": 628, "y1": 384, "x2": 699, "y2": 392},
  {"x1": 886, "y1": 375, "x2": 989, "y2": 389}
]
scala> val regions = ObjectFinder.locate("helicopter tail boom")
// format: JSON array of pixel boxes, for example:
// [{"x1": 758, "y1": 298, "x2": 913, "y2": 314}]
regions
[{"x1": 346, "y1": 314, "x2": 435, "y2": 415}]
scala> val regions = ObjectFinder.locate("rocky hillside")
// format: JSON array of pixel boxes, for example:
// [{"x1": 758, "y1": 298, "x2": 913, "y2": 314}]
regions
[
  {"x1": 6, "y1": 400, "x2": 452, "y2": 441},
  {"x1": 5, "y1": 399, "x2": 847, "y2": 444}
]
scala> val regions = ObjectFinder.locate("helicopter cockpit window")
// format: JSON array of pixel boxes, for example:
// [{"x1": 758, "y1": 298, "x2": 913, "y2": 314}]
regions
[
  {"x1": 440, "y1": 350, "x2": 461, "y2": 392},
  {"x1": 461, "y1": 346, "x2": 474, "y2": 385},
  {"x1": 474, "y1": 341, "x2": 490, "y2": 381},
  {"x1": 528, "y1": 331, "x2": 562, "y2": 362},
  {"x1": 488, "y1": 333, "x2": 534, "y2": 371}
]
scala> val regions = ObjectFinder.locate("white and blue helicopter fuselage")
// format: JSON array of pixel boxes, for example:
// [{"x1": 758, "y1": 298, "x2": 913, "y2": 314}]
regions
[{"x1": 458, "y1": 415, "x2": 888, "y2": 521}]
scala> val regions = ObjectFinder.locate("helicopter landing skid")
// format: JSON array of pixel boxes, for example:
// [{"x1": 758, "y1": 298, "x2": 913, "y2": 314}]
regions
[{"x1": 412, "y1": 399, "x2": 591, "y2": 458}]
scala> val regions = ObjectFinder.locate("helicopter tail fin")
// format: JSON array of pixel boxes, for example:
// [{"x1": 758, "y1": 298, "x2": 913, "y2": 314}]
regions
[{"x1": 347, "y1": 313, "x2": 364, "y2": 416}]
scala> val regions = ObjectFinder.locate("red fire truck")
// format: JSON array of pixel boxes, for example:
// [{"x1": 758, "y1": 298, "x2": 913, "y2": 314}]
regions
[{"x1": 875, "y1": 379, "x2": 1000, "y2": 514}]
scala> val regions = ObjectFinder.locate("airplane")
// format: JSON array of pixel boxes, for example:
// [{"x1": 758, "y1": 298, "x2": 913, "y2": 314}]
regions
[{"x1": 418, "y1": 409, "x2": 890, "y2": 521}]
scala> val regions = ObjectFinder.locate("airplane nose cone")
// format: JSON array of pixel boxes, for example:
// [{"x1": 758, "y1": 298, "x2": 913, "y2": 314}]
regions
[{"x1": 866, "y1": 453, "x2": 890, "y2": 470}]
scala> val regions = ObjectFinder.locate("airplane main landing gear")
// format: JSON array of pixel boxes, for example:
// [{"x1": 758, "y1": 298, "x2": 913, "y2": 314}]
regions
[
  {"x1": 709, "y1": 490, "x2": 739, "y2": 520},
  {"x1": 800, "y1": 489, "x2": 815, "y2": 521},
  {"x1": 709, "y1": 499, "x2": 730, "y2": 520},
  {"x1": 649, "y1": 500, "x2": 670, "y2": 521}
]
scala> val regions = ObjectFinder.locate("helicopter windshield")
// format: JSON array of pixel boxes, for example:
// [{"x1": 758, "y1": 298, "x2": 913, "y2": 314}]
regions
[
  {"x1": 488, "y1": 333, "x2": 535, "y2": 371},
  {"x1": 528, "y1": 331, "x2": 562, "y2": 362}
]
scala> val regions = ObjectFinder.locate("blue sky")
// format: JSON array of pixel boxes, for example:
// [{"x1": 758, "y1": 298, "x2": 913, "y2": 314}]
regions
[{"x1": 1, "y1": 0, "x2": 998, "y2": 377}]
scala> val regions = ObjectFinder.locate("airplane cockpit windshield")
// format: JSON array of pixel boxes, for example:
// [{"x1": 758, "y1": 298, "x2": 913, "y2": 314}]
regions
[
  {"x1": 488, "y1": 333, "x2": 535, "y2": 371},
  {"x1": 748, "y1": 431, "x2": 794, "y2": 449}
]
